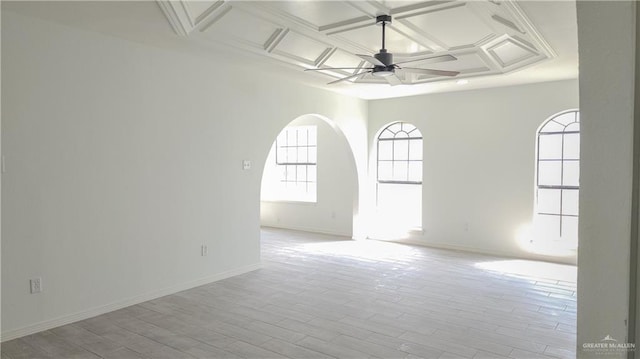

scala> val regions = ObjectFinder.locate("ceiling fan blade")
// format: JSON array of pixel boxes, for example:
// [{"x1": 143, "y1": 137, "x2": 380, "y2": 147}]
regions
[
  {"x1": 385, "y1": 74, "x2": 402, "y2": 86},
  {"x1": 356, "y1": 54, "x2": 385, "y2": 67},
  {"x1": 400, "y1": 67, "x2": 460, "y2": 77},
  {"x1": 394, "y1": 54, "x2": 457, "y2": 66},
  {"x1": 327, "y1": 71, "x2": 372, "y2": 85},
  {"x1": 305, "y1": 67, "x2": 372, "y2": 71}
]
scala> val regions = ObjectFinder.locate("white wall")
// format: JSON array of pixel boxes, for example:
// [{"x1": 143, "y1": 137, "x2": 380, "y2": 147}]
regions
[
  {"x1": 1, "y1": 9, "x2": 367, "y2": 339},
  {"x1": 260, "y1": 115, "x2": 358, "y2": 237},
  {"x1": 576, "y1": 2, "x2": 636, "y2": 356},
  {"x1": 368, "y1": 80, "x2": 579, "y2": 264}
]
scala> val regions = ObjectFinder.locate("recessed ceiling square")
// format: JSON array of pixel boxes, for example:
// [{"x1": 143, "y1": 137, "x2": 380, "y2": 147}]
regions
[
  {"x1": 267, "y1": 1, "x2": 364, "y2": 28},
  {"x1": 323, "y1": 49, "x2": 363, "y2": 69},
  {"x1": 402, "y1": 52, "x2": 489, "y2": 73},
  {"x1": 273, "y1": 31, "x2": 331, "y2": 64},
  {"x1": 488, "y1": 38, "x2": 538, "y2": 67},
  {"x1": 201, "y1": 8, "x2": 280, "y2": 48},
  {"x1": 335, "y1": 25, "x2": 428, "y2": 55},
  {"x1": 404, "y1": 5, "x2": 494, "y2": 48}
]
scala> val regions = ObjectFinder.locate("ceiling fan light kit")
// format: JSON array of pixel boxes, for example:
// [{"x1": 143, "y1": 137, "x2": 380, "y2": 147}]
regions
[{"x1": 305, "y1": 14, "x2": 460, "y2": 86}]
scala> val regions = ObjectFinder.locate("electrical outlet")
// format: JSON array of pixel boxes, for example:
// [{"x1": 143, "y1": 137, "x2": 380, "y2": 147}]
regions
[
  {"x1": 201, "y1": 245, "x2": 208, "y2": 256},
  {"x1": 30, "y1": 278, "x2": 42, "y2": 294}
]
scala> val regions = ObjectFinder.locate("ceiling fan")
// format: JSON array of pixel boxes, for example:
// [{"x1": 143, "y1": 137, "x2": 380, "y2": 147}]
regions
[{"x1": 305, "y1": 15, "x2": 460, "y2": 85}]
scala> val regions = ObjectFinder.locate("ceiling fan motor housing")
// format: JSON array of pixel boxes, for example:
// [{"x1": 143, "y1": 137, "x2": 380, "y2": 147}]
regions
[
  {"x1": 374, "y1": 49, "x2": 393, "y2": 66},
  {"x1": 375, "y1": 15, "x2": 392, "y2": 25}
]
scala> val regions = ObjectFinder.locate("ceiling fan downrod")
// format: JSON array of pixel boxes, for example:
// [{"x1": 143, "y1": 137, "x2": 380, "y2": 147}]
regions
[{"x1": 375, "y1": 15, "x2": 393, "y2": 66}]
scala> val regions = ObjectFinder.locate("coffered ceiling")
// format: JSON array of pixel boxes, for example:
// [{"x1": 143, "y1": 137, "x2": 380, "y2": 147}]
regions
[
  {"x1": 157, "y1": 0, "x2": 576, "y2": 94},
  {"x1": 3, "y1": 1, "x2": 578, "y2": 99}
]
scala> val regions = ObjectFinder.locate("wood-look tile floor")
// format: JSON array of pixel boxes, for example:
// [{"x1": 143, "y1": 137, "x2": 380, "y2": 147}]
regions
[{"x1": 2, "y1": 228, "x2": 576, "y2": 359}]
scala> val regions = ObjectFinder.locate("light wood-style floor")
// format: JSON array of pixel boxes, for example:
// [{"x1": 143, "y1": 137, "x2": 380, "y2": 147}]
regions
[{"x1": 2, "y1": 228, "x2": 577, "y2": 359}]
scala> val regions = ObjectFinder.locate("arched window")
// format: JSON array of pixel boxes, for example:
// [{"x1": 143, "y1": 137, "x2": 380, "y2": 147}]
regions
[
  {"x1": 377, "y1": 122, "x2": 423, "y2": 183},
  {"x1": 373, "y1": 122, "x2": 423, "y2": 235},
  {"x1": 535, "y1": 110, "x2": 580, "y2": 243}
]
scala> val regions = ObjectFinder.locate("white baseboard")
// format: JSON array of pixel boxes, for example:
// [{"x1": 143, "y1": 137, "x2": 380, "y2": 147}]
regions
[
  {"x1": 262, "y1": 223, "x2": 352, "y2": 238},
  {"x1": 0, "y1": 262, "x2": 262, "y2": 342}
]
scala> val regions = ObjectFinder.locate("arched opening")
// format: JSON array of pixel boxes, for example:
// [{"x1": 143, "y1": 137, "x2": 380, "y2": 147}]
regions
[
  {"x1": 260, "y1": 114, "x2": 359, "y2": 238},
  {"x1": 533, "y1": 109, "x2": 580, "y2": 250}
]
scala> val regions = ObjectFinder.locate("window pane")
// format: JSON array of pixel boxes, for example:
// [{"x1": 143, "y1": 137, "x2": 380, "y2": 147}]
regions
[
  {"x1": 539, "y1": 121, "x2": 565, "y2": 133},
  {"x1": 562, "y1": 216, "x2": 579, "y2": 241},
  {"x1": 286, "y1": 165, "x2": 296, "y2": 181},
  {"x1": 395, "y1": 131, "x2": 409, "y2": 139},
  {"x1": 378, "y1": 161, "x2": 392, "y2": 181},
  {"x1": 379, "y1": 129, "x2": 394, "y2": 139},
  {"x1": 538, "y1": 188, "x2": 561, "y2": 214},
  {"x1": 408, "y1": 139, "x2": 422, "y2": 160},
  {"x1": 298, "y1": 129, "x2": 308, "y2": 145},
  {"x1": 276, "y1": 147, "x2": 287, "y2": 164},
  {"x1": 538, "y1": 134, "x2": 563, "y2": 160},
  {"x1": 378, "y1": 141, "x2": 393, "y2": 160},
  {"x1": 563, "y1": 133, "x2": 580, "y2": 160},
  {"x1": 296, "y1": 166, "x2": 307, "y2": 182},
  {"x1": 388, "y1": 123, "x2": 402, "y2": 134},
  {"x1": 562, "y1": 189, "x2": 579, "y2": 216},
  {"x1": 537, "y1": 214, "x2": 561, "y2": 237},
  {"x1": 278, "y1": 164, "x2": 287, "y2": 181},
  {"x1": 554, "y1": 112, "x2": 577, "y2": 126},
  {"x1": 565, "y1": 122, "x2": 580, "y2": 132},
  {"x1": 408, "y1": 162, "x2": 422, "y2": 182},
  {"x1": 298, "y1": 147, "x2": 308, "y2": 163},
  {"x1": 402, "y1": 123, "x2": 416, "y2": 133},
  {"x1": 307, "y1": 127, "x2": 317, "y2": 146},
  {"x1": 394, "y1": 140, "x2": 409, "y2": 160},
  {"x1": 393, "y1": 161, "x2": 408, "y2": 181},
  {"x1": 308, "y1": 165, "x2": 317, "y2": 182},
  {"x1": 307, "y1": 183, "x2": 317, "y2": 201},
  {"x1": 538, "y1": 161, "x2": 562, "y2": 186},
  {"x1": 286, "y1": 148, "x2": 297, "y2": 163},
  {"x1": 563, "y1": 161, "x2": 579, "y2": 187},
  {"x1": 287, "y1": 130, "x2": 296, "y2": 146},
  {"x1": 308, "y1": 147, "x2": 317, "y2": 163}
]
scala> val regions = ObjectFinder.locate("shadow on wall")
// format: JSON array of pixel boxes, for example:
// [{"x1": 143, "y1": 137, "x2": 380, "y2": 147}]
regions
[{"x1": 259, "y1": 114, "x2": 359, "y2": 238}]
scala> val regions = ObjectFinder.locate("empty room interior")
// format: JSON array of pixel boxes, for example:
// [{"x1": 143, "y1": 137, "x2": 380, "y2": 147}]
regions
[{"x1": 1, "y1": 1, "x2": 639, "y2": 358}]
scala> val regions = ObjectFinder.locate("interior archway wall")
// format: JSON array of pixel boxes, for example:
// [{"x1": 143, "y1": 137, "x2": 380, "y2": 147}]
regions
[{"x1": 260, "y1": 114, "x2": 360, "y2": 237}]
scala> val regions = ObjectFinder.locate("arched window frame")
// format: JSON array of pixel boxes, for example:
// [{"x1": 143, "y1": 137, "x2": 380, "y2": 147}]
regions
[
  {"x1": 535, "y1": 109, "x2": 580, "y2": 238},
  {"x1": 376, "y1": 122, "x2": 423, "y2": 185}
]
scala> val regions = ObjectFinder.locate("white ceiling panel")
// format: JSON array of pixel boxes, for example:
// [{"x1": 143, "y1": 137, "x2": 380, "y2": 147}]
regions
[
  {"x1": 266, "y1": 1, "x2": 365, "y2": 28},
  {"x1": 323, "y1": 49, "x2": 364, "y2": 69},
  {"x1": 333, "y1": 24, "x2": 429, "y2": 55},
  {"x1": 401, "y1": 52, "x2": 490, "y2": 73},
  {"x1": 487, "y1": 38, "x2": 538, "y2": 67},
  {"x1": 200, "y1": 8, "x2": 281, "y2": 49},
  {"x1": 273, "y1": 31, "x2": 332, "y2": 64},
  {"x1": 402, "y1": 4, "x2": 495, "y2": 49}
]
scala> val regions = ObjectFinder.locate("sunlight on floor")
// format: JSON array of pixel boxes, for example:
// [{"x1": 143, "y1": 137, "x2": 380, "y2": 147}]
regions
[
  {"x1": 295, "y1": 240, "x2": 419, "y2": 262},
  {"x1": 474, "y1": 259, "x2": 577, "y2": 282}
]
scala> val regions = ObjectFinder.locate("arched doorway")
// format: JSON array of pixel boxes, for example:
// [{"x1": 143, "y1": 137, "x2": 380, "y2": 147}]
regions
[{"x1": 260, "y1": 114, "x2": 360, "y2": 238}]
